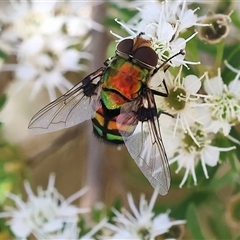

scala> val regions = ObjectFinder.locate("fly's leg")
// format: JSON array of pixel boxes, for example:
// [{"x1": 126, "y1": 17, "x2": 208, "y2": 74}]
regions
[
  {"x1": 157, "y1": 110, "x2": 174, "y2": 118},
  {"x1": 152, "y1": 49, "x2": 185, "y2": 76},
  {"x1": 150, "y1": 89, "x2": 168, "y2": 98},
  {"x1": 150, "y1": 49, "x2": 185, "y2": 97},
  {"x1": 150, "y1": 88, "x2": 174, "y2": 118},
  {"x1": 149, "y1": 77, "x2": 169, "y2": 98}
]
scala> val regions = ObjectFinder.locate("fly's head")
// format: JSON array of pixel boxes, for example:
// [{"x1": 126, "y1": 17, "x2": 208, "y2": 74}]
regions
[{"x1": 115, "y1": 34, "x2": 158, "y2": 71}]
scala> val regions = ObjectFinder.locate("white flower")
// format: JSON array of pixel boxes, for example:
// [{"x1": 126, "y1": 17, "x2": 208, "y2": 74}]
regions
[
  {"x1": 114, "y1": 0, "x2": 200, "y2": 67},
  {"x1": 105, "y1": 189, "x2": 185, "y2": 239},
  {"x1": 0, "y1": 1, "x2": 58, "y2": 41},
  {"x1": 203, "y1": 66, "x2": 240, "y2": 136},
  {"x1": 0, "y1": 173, "x2": 90, "y2": 239},
  {"x1": 120, "y1": 0, "x2": 198, "y2": 37},
  {"x1": 35, "y1": 221, "x2": 80, "y2": 240},
  {"x1": 80, "y1": 218, "x2": 108, "y2": 240},
  {"x1": 155, "y1": 68, "x2": 207, "y2": 146},
  {"x1": 0, "y1": 1, "x2": 98, "y2": 101},
  {"x1": 2, "y1": 33, "x2": 91, "y2": 101},
  {"x1": 39, "y1": 218, "x2": 107, "y2": 240},
  {"x1": 168, "y1": 123, "x2": 235, "y2": 188},
  {"x1": 14, "y1": 34, "x2": 91, "y2": 100}
]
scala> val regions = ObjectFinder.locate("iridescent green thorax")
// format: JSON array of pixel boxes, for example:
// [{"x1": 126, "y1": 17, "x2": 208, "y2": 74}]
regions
[{"x1": 101, "y1": 57, "x2": 150, "y2": 109}]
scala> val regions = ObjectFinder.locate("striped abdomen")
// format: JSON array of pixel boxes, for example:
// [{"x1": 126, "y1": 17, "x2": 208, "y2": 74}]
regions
[{"x1": 91, "y1": 101, "x2": 134, "y2": 145}]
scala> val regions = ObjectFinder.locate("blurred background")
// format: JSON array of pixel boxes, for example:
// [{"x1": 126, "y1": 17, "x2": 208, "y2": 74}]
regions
[{"x1": 0, "y1": 1, "x2": 240, "y2": 239}]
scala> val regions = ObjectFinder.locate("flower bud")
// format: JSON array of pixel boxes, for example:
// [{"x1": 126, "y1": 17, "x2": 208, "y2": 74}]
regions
[
  {"x1": 158, "y1": 223, "x2": 185, "y2": 240},
  {"x1": 197, "y1": 13, "x2": 230, "y2": 44}
]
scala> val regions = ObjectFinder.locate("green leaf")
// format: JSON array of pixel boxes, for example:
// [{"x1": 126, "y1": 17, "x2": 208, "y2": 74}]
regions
[
  {"x1": 230, "y1": 127, "x2": 240, "y2": 163},
  {"x1": 186, "y1": 203, "x2": 206, "y2": 240},
  {"x1": 77, "y1": 217, "x2": 88, "y2": 237},
  {"x1": 208, "y1": 216, "x2": 232, "y2": 239},
  {"x1": 209, "y1": 171, "x2": 234, "y2": 190},
  {"x1": 215, "y1": 0, "x2": 232, "y2": 13},
  {"x1": 0, "y1": 95, "x2": 6, "y2": 111},
  {"x1": 207, "y1": 202, "x2": 232, "y2": 239},
  {"x1": 222, "y1": 43, "x2": 240, "y2": 84},
  {"x1": 235, "y1": 235, "x2": 240, "y2": 240},
  {"x1": 231, "y1": 10, "x2": 240, "y2": 30},
  {"x1": 171, "y1": 190, "x2": 210, "y2": 219},
  {"x1": 106, "y1": 197, "x2": 122, "y2": 224},
  {"x1": 0, "y1": 49, "x2": 7, "y2": 60}
]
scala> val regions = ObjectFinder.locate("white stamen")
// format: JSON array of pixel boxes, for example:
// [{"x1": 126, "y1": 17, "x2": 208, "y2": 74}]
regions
[
  {"x1": 114, "y1": 18, "x2": 136, "y2": 36},
  {"x1": 191, "y1": 160, "x2": 197, "y2": 185},
  {"x1": 179, "y1": 163, "x2": 190, "y2": 188},
  {"x1": 227, "y1": 135, "x2": 240, "y2": 146},
  {"x1": 200, "y1": 157, "x2": 209, "y2": 179},
  {"x1": 127, "y1": 193, "x2": 140, "y2": 219}
]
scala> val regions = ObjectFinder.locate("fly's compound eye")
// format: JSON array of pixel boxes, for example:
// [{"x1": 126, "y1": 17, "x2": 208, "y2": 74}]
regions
[
  {"x1": 133, "y1": 47, "x2": 158, "y2": 68},
  {"x1": 116, "y1": 39, "x2": 134, "y2": 58}
]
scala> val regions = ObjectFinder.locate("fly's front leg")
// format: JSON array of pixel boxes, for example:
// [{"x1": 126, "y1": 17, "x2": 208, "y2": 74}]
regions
[
  {"x1": 149, "y1": 77, "x2": 169, "y2": 98},
  {"x1": 150, "y1": 49, "x2": 185, "y2": 97},
  {"x1": 152, "y1": 49, "x2": 185, "y2": 76},
  {"x1": 157, "y1": 109, "x2": 174, "y2": 118},
  {"x1": 150, "y1": 89, "x2": 168, "y2": 98}
]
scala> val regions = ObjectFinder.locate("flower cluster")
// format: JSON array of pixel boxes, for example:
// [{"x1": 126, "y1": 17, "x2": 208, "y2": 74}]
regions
[
  {"x1": 0, "y1": 174, "x2": 184, "y2": 240},
  {"x1": 0, "y1": 1, "x2": 102, "y2": 100},
  {"x1": 105, "y1": 188, "x2": 185, "y2": 239},
  {"x1": 204, "y1": 63, "x2": 240, "y2": 135},
  {"x1": 115, "y1": 0, "x2": 237, "y2": 187},
  {"x1": 114, "y1": 0, "x2": 201, "y2": 67},
  {"x1": 157, "y1": 68, "x2": 236, "y2": 187},
  {"x1": 0, "y1": 174, "x2": 81, "y2": 239},
  {"x1": 0, "y1": 174, "x2": 108, "y2": 239}
]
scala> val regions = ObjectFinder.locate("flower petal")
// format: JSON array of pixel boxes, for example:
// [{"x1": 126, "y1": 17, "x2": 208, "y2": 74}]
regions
[
  {"x1": 10, "y1": 218, "x2": 32, "y2": 238},
  {"x1": 201, "y1": 146, "x2": 219, "y2": 167},
  {"x1": 184, "y1": 75, "x2": 201, "y2": 93},
  {"x1": 204, "y1": 75, "x2": 223, "y2": 95}
]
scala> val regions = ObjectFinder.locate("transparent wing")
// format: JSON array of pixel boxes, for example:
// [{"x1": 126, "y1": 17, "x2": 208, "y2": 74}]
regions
[
  {"x1": 28, "y1": 68, "x2": 105, "y2": 135},
  {"x1": 117, "y1": 89, "x2": 171, "y2": 195}
]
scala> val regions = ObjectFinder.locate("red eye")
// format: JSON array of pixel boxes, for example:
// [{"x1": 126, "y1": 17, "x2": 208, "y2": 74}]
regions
[
  {"x1": 116, "y1": 39, "x2": 134, "y2": 54},
  {"x1": 133, "y1": 47, "x2": 158, "y2": 67}
]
